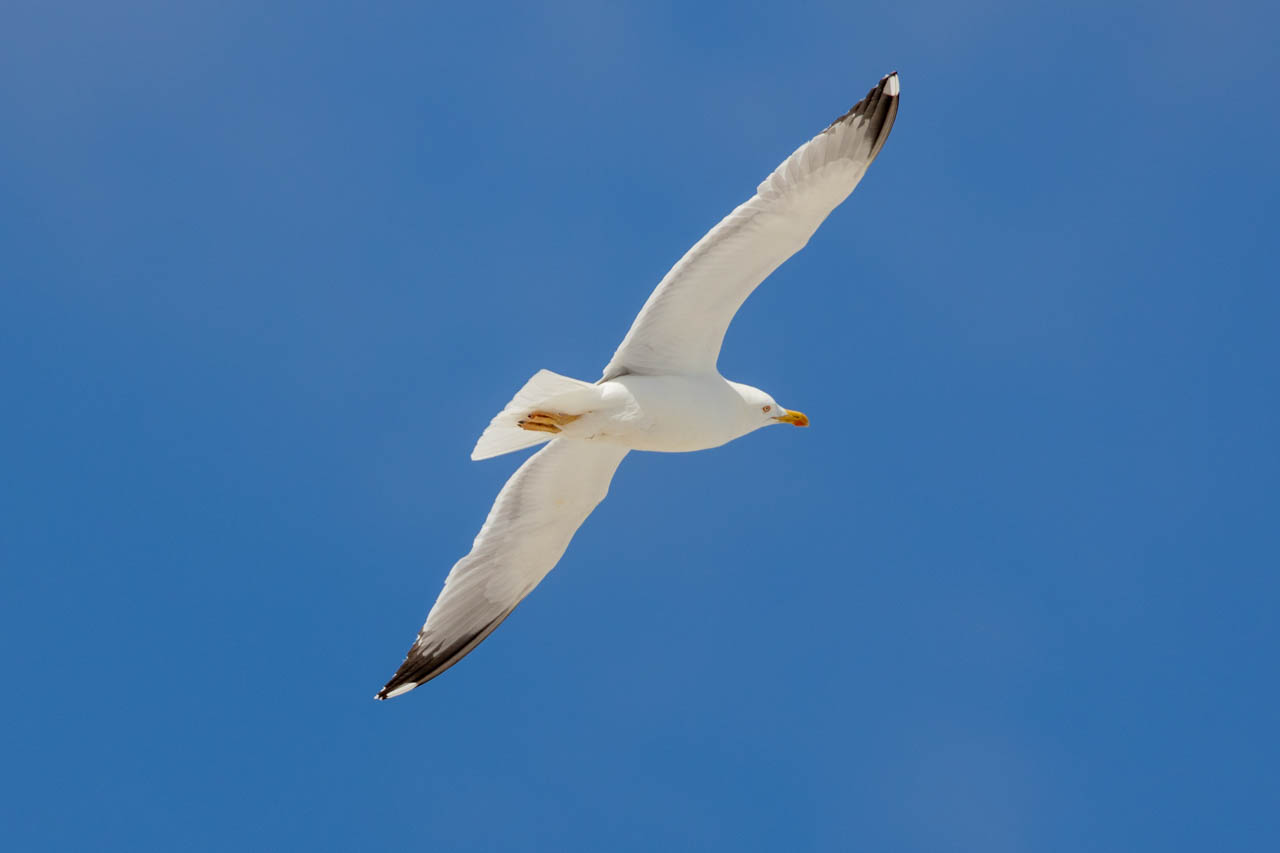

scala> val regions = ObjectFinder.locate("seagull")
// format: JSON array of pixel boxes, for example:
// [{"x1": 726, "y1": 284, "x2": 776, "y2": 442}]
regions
[{"x1": 377, "y1": 72, "x2": 900, "y2": 699}]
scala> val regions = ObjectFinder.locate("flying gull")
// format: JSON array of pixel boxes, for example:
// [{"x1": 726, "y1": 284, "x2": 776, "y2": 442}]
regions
[{"x1": 377, "y1": 72, "x2": 900, "y2": 699}]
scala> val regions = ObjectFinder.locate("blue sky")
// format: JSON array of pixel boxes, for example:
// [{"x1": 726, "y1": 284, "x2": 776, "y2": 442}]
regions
[{"x1": 3, "y1": 1, "x2": 1278, "y2": 850}]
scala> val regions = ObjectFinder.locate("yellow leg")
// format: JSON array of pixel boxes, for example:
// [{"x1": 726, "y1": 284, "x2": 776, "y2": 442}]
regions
[{"x1": 518, "y1": 410, "x2": 583, "y2": 433}]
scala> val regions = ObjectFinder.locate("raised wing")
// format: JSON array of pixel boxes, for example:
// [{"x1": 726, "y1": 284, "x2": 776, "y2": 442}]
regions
[
  {"x1": 601, "y1": 72, "x2": 899, "y2": 380},
  {"x1": 376, "y1": 440, "x2": 629, "y2": 699}
]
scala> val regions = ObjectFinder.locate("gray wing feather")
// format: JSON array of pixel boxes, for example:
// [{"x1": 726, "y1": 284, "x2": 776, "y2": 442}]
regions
[
  {"x1": 377, "y1": 440, "x2": 629, "y2": 698},
  {"x1": 601, "y1": 73, "x2": 899, "y2": 380}
]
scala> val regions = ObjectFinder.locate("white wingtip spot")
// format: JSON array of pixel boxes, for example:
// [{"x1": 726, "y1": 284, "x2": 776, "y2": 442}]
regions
[
  {"x1": 885, "y1": 73, "x2": 899, "y2": 97},
  {"x1": 382, "y1": 682, "x2": 419, "y2": 699}
]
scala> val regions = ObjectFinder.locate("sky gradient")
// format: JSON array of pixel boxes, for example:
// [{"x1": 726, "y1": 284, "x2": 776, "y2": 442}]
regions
[{"x1": 3, "y1": 1, "x2": 1278, "y2": 850}]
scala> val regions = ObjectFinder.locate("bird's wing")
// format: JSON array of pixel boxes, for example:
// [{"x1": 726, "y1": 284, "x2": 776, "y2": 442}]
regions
[
  {"x1": 376, "y1": 439, "x2": 629, "y2": 699},
  {"x1": 601, "y1": 72, "x2": 899, "y2": 381}
]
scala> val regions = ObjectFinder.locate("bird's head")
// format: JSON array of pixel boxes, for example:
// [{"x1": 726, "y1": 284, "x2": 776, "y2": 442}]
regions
[{"x1": 729, "y1": 382, "x2": 809, "y2": 433}]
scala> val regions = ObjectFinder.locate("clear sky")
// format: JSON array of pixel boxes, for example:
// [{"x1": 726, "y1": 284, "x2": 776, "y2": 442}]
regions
[{"x1": 3, "y1": 1, "x2": 1277, "y2": 850}]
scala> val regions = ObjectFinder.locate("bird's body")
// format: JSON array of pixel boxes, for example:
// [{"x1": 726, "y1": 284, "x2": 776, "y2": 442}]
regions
[
  {"x1": 529, "y1": 373, "x2": 774, "y2": 453},
  {"x1": 377, "y1": 72, "x2": 900, "y2": 699}
]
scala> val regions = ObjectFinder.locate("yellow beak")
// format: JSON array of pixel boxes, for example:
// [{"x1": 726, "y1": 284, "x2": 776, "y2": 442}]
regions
[{"x1": 773, "y1": 409, "x2": 809, "y2": 427}]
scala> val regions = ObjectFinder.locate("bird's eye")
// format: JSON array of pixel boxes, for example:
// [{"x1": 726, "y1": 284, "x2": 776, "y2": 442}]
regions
[{"x1": 762, "y1": 405, "x2": 772, "y2": 413}]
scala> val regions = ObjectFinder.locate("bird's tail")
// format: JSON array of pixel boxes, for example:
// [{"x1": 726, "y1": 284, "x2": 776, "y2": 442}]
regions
[{"x1": 471, "y1": 369, "x2": 598, "y2": 460}]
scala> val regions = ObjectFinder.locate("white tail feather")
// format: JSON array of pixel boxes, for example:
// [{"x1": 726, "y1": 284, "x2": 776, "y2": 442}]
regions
[{"x1": 471, "y1": 370, "x2": 597, "y2": 460}]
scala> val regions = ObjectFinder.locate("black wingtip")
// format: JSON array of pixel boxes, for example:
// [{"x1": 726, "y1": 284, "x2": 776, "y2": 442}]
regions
[
  {"x1": 824, "y1": 72, "x2": 900, "y2": 160},
  {"x1": 828, "y1": 71, "x2": 900, "y2": 123},
  {"x1": 373, "y1": 606, "x2": 519, "y2": 701}
]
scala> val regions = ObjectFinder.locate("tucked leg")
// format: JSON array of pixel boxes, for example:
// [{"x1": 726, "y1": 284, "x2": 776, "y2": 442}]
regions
[{"x1": 518, "y1": 410, "x2": 583, "y2": 434}]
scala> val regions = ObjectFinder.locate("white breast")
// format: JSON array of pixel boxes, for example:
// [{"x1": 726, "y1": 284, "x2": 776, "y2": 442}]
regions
[{"x1": 575, "y1": 374, "x2": 749, "y2": 453}]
